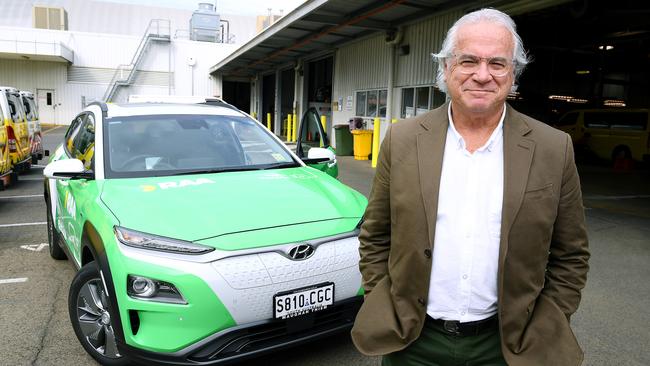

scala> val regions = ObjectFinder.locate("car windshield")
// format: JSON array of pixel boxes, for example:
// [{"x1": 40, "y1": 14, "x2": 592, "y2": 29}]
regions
[{"x1": 104, "y1": 114, "x2": 298, "y2": 178}]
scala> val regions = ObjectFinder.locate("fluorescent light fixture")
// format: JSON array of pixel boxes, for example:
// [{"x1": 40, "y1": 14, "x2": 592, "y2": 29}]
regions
[
  {"x1": 598, "y1": 45, "x2": 614, "y2": 51},
  {"x1": 576, "y1": 70, "x2": 590, "y2": 75}
]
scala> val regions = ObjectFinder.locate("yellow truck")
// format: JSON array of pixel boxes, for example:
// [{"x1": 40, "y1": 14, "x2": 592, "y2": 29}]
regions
[{"x1": 556, "y1": 108, "x2": 650, "y2": 163}]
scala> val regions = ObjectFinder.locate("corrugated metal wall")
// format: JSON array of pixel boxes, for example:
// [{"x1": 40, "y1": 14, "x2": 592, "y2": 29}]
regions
[
  {"x1": 332, "y1": 34, "x2": 390, "y2": 128},
  {"x1": 330, "y1": 11, "x2": 462, "y2": 144},
  {"x1": 395, "y1": 11, "x2": 462, "y2": 87}
]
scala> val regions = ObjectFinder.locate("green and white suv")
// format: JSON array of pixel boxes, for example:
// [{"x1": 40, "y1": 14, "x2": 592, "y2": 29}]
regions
[{"x1": 43, "y1": 101, "x2": 366, "y2": 365}]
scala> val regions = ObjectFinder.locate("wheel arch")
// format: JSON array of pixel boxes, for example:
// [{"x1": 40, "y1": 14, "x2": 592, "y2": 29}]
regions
[{"x1": 81, "y1": 221, "x2": 126, "y2": 343}]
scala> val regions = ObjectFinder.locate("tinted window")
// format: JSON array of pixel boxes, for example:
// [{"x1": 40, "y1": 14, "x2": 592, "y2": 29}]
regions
[
  {"x1": 104, "y1": 114, "x2": 296, "y2": 178},
  {"x1": 610, "y1": 112, "x2": 648, "y2": 130},
  {"x1": 70, "y1": 114, "x2": 95, "y2": 169},
  {"x1": 584, "y1": 112, "x2": 611, "y2": 129},
  {"x1": 299, "y1": 108, "x2": 324, "y2": 157},
  {"x1": 6, "y1": 93, "x2": 25, "y2": 123},
  {"x1": 558, "y1": 112, "x2": 579, "y2": 126},
  {"x1": 584, "y1": 112, "x2": 648, "y2": 130}
]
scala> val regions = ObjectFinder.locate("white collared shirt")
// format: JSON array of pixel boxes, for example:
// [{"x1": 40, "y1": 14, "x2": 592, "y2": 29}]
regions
[{"x1": 426, "y1": 103, "x2": 505, "y2": 322}]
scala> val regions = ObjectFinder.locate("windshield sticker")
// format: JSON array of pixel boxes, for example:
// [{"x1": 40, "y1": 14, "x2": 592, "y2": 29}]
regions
[
  {"x1": 271, "y1": 153, "x2": 287, "y2": 162},
  {"x1": 141, "y1": 178, "x2": 216, "y2": 191}
]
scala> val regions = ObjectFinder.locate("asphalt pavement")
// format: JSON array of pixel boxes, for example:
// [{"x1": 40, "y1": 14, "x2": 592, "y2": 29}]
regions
[{"x1": 0, "y1": 127, "x2": 648, "y2": 365}]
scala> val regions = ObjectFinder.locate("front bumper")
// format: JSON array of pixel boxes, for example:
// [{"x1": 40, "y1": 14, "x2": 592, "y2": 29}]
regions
[{"x1": 119, "y1": 296, "x2": 362, "y2": 365}]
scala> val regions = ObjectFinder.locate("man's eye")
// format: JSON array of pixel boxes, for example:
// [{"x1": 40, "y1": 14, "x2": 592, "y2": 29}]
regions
[
  {"x1": 459, "y1": 59, "x2": 478, "y2": 66},
  {"x1": 489, "y1": 60, "x2": 507, "y2": 69}
]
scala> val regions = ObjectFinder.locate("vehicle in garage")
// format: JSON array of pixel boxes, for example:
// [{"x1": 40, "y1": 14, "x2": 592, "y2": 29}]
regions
[
  {"x1": 43, "y1": 101, "x2": 366, "y2": 365},
  {"x1": 556, "y1": 108, "x2": 650, "y2": 163},
  {"x1": 19, "y1": 91, "x2": 45, "y2": 164}
]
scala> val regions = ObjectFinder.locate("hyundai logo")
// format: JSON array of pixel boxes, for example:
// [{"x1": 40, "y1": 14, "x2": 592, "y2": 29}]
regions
[{"x1": 288, "y1": 244, "x2": 315, "y2": 260}]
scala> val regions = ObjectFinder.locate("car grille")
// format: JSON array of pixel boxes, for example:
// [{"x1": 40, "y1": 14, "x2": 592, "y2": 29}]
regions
[{"x1": 210, "y1": 236, "x2": 362, "y2": 323}]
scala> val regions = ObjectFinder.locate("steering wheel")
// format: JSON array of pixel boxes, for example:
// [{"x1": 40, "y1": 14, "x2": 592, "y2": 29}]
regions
[{"x1": 118, "y1": 155, "x2": 175, "y2": 170}]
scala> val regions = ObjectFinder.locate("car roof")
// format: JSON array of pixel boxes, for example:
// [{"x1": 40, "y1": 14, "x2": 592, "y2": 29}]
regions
[
  {"x1": 19, "y1": 91, "x2": 35, "y2": 97},
  {"x1": 101, "y1": 103, "x2": 247, "y2": 118},
  {"x1": 0, "y1": 86, "x2": 19, "y2": 93}
]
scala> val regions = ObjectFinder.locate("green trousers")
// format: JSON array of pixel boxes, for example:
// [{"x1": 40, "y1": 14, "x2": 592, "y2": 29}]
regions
[{"x1": 382, "y1": 319, "x2": 507, "y2": 366}]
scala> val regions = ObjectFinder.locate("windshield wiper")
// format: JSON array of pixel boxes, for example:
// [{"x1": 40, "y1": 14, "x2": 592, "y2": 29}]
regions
[
  {"x1": 172, "y1": 166, "x2": 259, "y2": 176},
  {"x1": 259, "y1": 162, "x2": 301, "y2": 170}
]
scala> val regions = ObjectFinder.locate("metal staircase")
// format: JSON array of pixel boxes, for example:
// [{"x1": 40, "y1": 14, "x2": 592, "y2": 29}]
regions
[{"x1": 103, "y1": 19, "x2": 171, "y2": 102}]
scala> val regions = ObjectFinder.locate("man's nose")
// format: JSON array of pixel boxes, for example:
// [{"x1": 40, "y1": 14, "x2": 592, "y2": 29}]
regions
[{"x1": 472, "y1": 61, "x2": 493, "y2": 82}]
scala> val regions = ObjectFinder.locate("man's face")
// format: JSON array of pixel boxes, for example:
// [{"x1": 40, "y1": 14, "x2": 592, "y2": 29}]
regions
[{"x1": 444, "y1": 21, "x2": 515, "y2": 116}]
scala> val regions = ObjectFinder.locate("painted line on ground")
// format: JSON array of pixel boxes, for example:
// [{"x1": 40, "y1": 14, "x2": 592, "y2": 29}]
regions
[
  {"x1": 0, "y1": 222, "x2": 46, "y2": 228},
  {"x1": 41, "y1": 125, "x2": 65, "y2": 135},
  {"x1": 30, "y1": 164, "x2": 46, "y2": 168},
  {"x1": 0, "y1": 194, "x2": 44, "y2": 200},
  {"x1": 20, "y1": 243, "x2": 48, "y2": 252},
  {"x1": 0, "y1": 278, "x2": 28, "y2": 284},
  {"x1": 584, "y1": 195, "x2": 650, "y2": 200}
]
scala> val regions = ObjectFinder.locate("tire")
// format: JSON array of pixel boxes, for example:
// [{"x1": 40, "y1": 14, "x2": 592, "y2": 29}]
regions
[
  {"x1": 69, "y1": 262, "x2": 130, "y2": 366},
  {"x1": 10, "y1": 171, "x2": 18, "y2": 184},
  {"x1": 31, "y1": 155, "x2": 38, "y2": 165},
  {"x1": 46, "y1": 200, "x2": 66, "y2": 260}
]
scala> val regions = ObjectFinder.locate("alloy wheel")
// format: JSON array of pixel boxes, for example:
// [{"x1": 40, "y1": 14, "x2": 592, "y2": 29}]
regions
[{"x1": 75, "y1": 279, "x2": 121, "y2": 359}]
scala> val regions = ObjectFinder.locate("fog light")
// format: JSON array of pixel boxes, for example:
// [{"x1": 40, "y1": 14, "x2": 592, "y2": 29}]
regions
[
  {"x1": 127, "y1": 275, "x2": 187, "y2": 304},
  {"x1": 129, "y1": 276, "x2": 157, "y2": 297}
]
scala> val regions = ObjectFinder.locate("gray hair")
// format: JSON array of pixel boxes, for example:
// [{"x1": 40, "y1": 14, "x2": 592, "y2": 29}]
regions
[{"x1": 432, "y1": 8, "x2": 530, "y2": 93}]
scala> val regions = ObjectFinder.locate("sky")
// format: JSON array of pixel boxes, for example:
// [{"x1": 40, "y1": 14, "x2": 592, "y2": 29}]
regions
[{"x1": 95, "y1": 0, "x2": 307, "y2": 16}]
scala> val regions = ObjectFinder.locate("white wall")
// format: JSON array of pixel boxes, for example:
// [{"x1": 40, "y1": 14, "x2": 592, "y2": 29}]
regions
[{"x1": 0, "y1": 25, "x2": 239, "y2": 124}]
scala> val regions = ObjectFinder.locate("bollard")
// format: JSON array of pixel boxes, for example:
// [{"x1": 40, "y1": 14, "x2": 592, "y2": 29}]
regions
[
  {"x1": 252, "y1": 112, "x2": 257, "y2": 120},
  {"x1": 266, "y1": 113, "x2": 271, "y2": 130},
  {"x1": 320, "y1": 115, "x2": 326, "y2": 147},
  {"x1": 371, "y1": 117, "x2": 381, "y2": 168},
  {"x1": 286, "y1": 114, "x2": 292, "y2": 142},
  {"x1": 292, "y1": 113, "x2": 297, "y2": 142},
  {"x1": 391, "y1": 118, "x2": 397, "y2": 124}
]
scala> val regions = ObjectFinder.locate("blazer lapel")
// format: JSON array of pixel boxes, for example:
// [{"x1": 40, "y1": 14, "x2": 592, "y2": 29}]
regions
[
  {"x1": 417, "y1": 105, "x2": 449, "y2": 248},
  {"x1": 499, "y1": 106, "x2": 535, "y2": 281}
]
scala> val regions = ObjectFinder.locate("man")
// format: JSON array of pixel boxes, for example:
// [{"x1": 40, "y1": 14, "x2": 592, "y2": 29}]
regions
[{"x1": 351, "y1": 8, "x2": 590, "y2": 366}]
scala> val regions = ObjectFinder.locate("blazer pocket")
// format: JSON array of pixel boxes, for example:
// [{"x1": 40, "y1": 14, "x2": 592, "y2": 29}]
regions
[{"x1": 524, "y1": 183, "x2": 554, "y2": 200}]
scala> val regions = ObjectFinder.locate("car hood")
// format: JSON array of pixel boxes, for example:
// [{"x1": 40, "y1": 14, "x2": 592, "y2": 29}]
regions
[{"x1": 100, "y1": 167, "x2": 366, "y2": 249}]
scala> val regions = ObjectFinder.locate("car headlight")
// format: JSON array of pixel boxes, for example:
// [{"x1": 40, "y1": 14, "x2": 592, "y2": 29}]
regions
[{"x1": 114, "y1": 226, "x2": 214, "y2": 255}]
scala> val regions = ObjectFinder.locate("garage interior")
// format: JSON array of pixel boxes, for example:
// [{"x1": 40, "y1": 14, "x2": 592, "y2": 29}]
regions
[{"x1": 511, "y1": 1, "x2": 650, "y2": 123}]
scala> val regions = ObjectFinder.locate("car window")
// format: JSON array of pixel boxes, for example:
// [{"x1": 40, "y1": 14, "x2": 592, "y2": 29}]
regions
[
  {"x1": 557, "y1": 111, "x2": 579, "y2": 126},
  {"x1": 6, "y1": 92, "x2": 25, "y2": 123},
  {"x1": 23, "y1": 97, "x2": 38, "y2": 120},
  {"x1": 104, "y1": 114, "x2": 296, "y2": 178},
  {"x1": 70, "y1": 113, "x2": 96, "y2": 170},
  {"x1": 584, "y1": 112, "x2": 611, "y2": 129},
  {"x1": 609, "y1": 112, "x2": 648, "y2": 131},
  {"x1": 298, "y1": 109, "x2": 324, "y2": 157},
  {"x1": 65, "y1": 116, "x2": 85, "y2": 154}
]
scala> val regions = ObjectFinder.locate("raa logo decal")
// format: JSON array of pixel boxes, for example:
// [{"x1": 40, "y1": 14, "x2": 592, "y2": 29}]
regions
[{"x1": 141, "y1": 178, "x2": 215, "y2": 192}]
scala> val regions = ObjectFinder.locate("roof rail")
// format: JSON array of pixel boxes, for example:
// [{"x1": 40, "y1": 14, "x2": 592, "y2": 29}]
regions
[{"x1": 88, "y1": 101, "x2": 108, "y2": 118}]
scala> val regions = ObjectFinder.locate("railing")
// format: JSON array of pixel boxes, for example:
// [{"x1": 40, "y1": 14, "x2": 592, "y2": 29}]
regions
[{"x1": 103, "y1": 19, "x2": 171, "y2": 102}]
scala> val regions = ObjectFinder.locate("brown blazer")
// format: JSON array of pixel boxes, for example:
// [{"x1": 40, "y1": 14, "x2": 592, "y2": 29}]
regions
[{"x1": 351, "y1": 103, "x2": 590, "y2": 366}]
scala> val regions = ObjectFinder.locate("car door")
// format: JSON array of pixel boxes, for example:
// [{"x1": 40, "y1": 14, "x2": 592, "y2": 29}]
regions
[
  {"x1": 55, "y1": 113, "x2": 96, "y2": 264},
  {"x1": 295, "y1": 107, "x2": 338, "y2": 178}
]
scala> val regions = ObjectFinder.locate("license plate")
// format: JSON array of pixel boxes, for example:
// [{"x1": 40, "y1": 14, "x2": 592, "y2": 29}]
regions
[{"x1": 273, "y1": 283, "x2": 334, "y2": 319}]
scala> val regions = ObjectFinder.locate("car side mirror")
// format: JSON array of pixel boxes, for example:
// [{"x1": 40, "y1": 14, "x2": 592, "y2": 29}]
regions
[
  {"x1": 44, "y1": 159, "x2": 94, "y2": 180},
  {"x1": 302, "y1": 147, "x2": 335, "y2": 164}
]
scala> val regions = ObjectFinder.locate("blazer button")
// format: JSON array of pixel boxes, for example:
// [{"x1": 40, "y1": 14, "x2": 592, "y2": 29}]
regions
[
  {"x1": 417, "y1": 297, "x2": 426, "y2": 306},
  {"x1": 424, "y1": 249, "x2": 432, "y2": 258}
]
